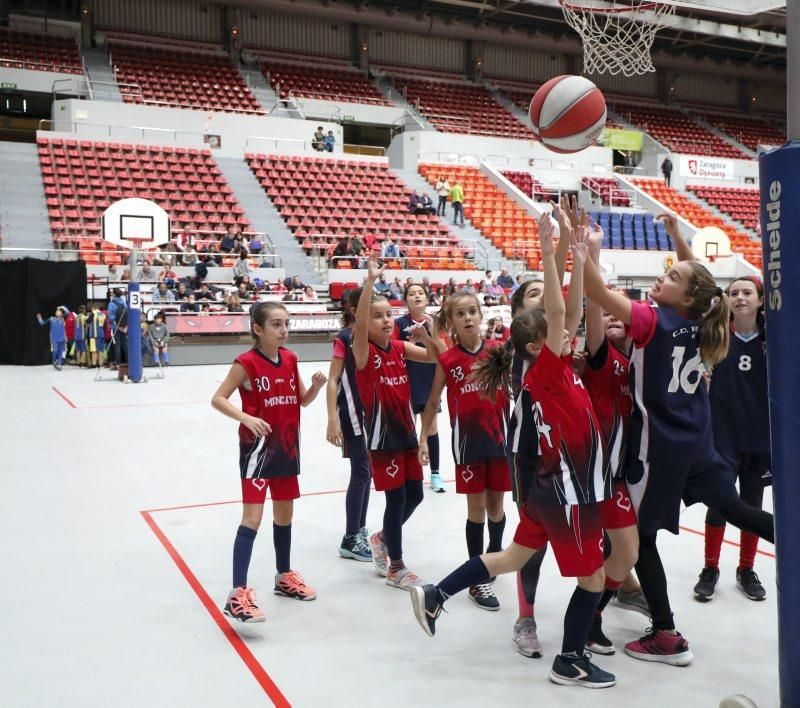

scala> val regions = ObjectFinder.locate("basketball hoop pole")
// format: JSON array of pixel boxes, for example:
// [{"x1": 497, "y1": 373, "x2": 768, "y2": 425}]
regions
[{"x1": 127, "y1": 243, "x2": 143, "y2": 384}]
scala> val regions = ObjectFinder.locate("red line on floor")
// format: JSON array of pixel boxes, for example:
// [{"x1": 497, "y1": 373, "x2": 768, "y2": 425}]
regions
[
  {"x1": 51, "y1": 386, "x2": 77, "y2": 408},
  {"x1": 679, "y1": 523, "x2": 775, "y2": 559},
  {"x1": 140, "y1": 510, "x2": 291, "y2": 708},
  {"x1": 80, "y1": 400, "x2": 210, "y2": 409}
]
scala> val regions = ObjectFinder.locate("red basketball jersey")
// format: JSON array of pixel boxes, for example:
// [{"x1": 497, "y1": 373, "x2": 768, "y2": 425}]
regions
[
  {"x1": 526, "y1": 346, "x2": 610, "y2": 506},
  {"x1": 439, "y1": 341, "x2": 509, "y2": 464},
  {"x1": 235, "y1": 347, "x2": 301, "y2": 479},
  {"x1": 355, "y1": 339, "x2": 418, "y2": 451},
  {"x1": 582, "y1": 338, "x2": 632, "y2": 480}
]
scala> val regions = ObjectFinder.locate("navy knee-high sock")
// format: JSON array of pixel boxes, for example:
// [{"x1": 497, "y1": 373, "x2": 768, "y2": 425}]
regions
[
  {"x1": 273, "y1": 523, "x2": 292, "y2": 574},
  {"x1": 233, "y1": 525, "x2": 257, "y2": 588},
  {"x1": 437, "y1": 556, "x2": 492, "y2": 602},
  {"x1": 561, "y1": 586, "x2": 603, "y2": 655},
  {"x1": 487, "y1": 514, "x2": 506, "y2": 553},
  {"x1": 465, "y1": 520, "x2": 484, "y2": 558},
  {"x1": 427, "y1": 434, "x2": 440, "y2": 474}
]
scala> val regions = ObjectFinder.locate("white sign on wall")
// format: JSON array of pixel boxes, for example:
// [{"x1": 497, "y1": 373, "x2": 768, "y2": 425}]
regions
[{"x1": 679, "y1": 155, "x2": 735, "y2": 181}]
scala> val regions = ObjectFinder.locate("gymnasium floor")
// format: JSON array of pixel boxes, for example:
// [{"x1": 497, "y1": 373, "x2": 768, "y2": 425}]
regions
[{"x1": 1, "y1": 362, "x2": 778, "y2": 708}]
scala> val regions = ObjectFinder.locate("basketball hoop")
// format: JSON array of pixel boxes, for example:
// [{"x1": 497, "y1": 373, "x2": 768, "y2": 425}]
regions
[{"x1": 559, "y1": 0, "x2": 676, "y2": 77}]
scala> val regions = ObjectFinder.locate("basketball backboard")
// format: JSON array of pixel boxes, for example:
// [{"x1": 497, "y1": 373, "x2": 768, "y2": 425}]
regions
[
  {"x1": 658, "y1": 0, "x2": 784, "y2": 14},
  {"x1": 101, "y1": 198, "x2": 171, "y2": 249}
]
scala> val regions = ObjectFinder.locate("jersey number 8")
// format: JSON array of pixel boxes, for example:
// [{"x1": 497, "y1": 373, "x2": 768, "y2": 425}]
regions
[{"x1": 667, "y1": 345, "x2": 704, "y2": 395}]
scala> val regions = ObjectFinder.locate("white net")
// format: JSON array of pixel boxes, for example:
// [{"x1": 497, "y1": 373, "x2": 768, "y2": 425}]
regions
[{"x1": 559, "y1": 1, "x2": 676, "y2": 77}]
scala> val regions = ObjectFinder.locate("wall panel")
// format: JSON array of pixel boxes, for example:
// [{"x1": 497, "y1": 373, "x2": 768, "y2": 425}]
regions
[
  {"x1": 94, "y1": 0, "x2": 222, "y2": 41},
  {"x1": 241, "y1": 11, "x2": 351, "y2": 58}
]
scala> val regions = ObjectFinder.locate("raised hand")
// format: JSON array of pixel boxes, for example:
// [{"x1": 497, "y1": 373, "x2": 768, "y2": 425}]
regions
[
  {"x1": 366, "y1": 253, "x2": 386, "y2": 281},
  {"x1": 571, "y1": 225, "x2": 590, "y2": 267},
  {"x1": 538, "y1": 212, "x2": 556, "y2": 256},
  {"x1": 587, "y1": 221, "x2": 604, "y2": 254},
  {"x1": 656, "y1": 213, "x2": 680, "y2": 237}
]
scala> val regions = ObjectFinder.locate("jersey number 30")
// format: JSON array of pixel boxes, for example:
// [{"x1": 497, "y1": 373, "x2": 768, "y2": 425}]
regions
[{"x1": 667, "y1": 345, "x2": 704, "y2": 394}]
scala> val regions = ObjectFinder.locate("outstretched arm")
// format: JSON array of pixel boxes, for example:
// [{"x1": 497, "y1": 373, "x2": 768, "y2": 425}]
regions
[
  {"x1": 353, "y1": 254, "x2": 385, "y2": 371},
  {"x1": 658, "y1": 213, "x2": 695, "y2": 262},
  {"x1": 540, "y1": 213, "x2": 566, "y2": 355},
  {"x1": 565, "y1": 225, "x2": 589, "y2": 342},
  {"x1": 583, "y1": 250, "x2": 632, "y2": 325},
  {"x1": 584, "y1": 223, "x2": 606, "y2": 357}
]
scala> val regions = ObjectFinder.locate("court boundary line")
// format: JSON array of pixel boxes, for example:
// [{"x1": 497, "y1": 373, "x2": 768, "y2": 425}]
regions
[{"x1": 51, "y1": 385, "x2": 77, "y2": 408}]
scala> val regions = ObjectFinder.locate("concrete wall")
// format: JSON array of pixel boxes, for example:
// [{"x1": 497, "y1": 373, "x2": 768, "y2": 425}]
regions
[{"x1": 0, "y1": 67, "x2": 83, "y2": 95}]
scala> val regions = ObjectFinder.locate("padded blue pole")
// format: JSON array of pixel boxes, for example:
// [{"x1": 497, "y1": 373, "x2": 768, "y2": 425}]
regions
[
  {"x1": 127, "y1": 245, "x2": 143, "y2": 384},
  {"x1": 759, "y1": 140, "x2": 800, "y2": 707}
]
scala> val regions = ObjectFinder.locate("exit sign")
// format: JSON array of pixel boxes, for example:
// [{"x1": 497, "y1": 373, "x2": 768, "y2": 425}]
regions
[
  {"x1": 0, "y1": 82, "x2": 17, "y2": 89},
  {"x1": 342, "y1": 115, "x2": 355, "y2": 121}
]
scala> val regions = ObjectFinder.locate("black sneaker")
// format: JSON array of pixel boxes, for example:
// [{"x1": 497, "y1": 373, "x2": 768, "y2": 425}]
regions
[
  {"x1": 550, "y1": 652, "x2": 616, "y2": 689},
  {"x1": 469, "y1": 583, "x2": 500, "y2": 611},
  {"x1": 736, "y1": 568, "x2": 766, "y2": 601},
  {"x1": 586, "y1": 616, "x2": 615, "y2": 655},
  {"x1": 693, "y1": 566, "x2": 719, "y2": 601},
  {"x1": 411, "y1": 584, "x2": 444, "y2": 637}
]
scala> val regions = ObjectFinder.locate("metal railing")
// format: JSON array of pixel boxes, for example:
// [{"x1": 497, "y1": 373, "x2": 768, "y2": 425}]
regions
[
  {"x1": 38, "y1": 118, "x2": 208, "y2": 145},
  {"x1": 51, "y1": 77, "x2": 142, "y2": 102},
  {"x1": 0, "y1": 55, "x2": 82, "y2": 74}
]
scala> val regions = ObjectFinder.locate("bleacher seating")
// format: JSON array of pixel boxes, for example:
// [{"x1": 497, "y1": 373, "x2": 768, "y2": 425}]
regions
[
  {"x1": 581, "y1": 176, "x2": 632, "y2": 207},
  {"x1": 688, "y1": 184, "x2": 759, "y2": 231},
  {"x1": 0, "y1": 29, "x2": 82, "y2": 74},
  {"x1": 501, "y1": 170, "x2": 558, "y2": 202},
  {"x1": 699, "y1": 112, "x2": 785, "y2": 151},
  {"x1": 630, "y1": 178, "x2": 761, "y2": 267},
  {"x1": 612, "y1": 103, "x2": 747, "y2": 159},
  {"x1": 245, "y1": 154, "x2": 472, "y2": 269},
  {"x1": 392, "y1": 76, "x2": 535, "y2": 140},
  {"x1": 109, "y1": 42, "x2": 262, "y2": 114},
  {"x1": 420, "y1": 164, "x2": 544, "y2": 271},
  {"x1": 588, "y1": 210, "x2": 670, "y2": 251},
  {"x1": 262, "y1": 62, "x2": 391, "y2": 105},
  {"x1": 38, "y1": 137, "x2": 252, "y2": 263}
]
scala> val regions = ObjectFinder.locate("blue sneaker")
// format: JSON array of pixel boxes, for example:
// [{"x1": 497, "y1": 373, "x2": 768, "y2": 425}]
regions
[
  {"x1": 549, "y1": 652, "x2": 616, "y2": 689},
  {"x1": 339, "y1": 532, "x2": 372, "y2": 562}
]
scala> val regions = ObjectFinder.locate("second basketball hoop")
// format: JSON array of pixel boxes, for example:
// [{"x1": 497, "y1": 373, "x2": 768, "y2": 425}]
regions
[{"x1": 558, "y1": 0, "x2": 676, "y2": 77}]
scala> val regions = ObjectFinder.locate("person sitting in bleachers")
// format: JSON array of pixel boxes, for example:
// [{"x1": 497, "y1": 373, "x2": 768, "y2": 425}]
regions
[
  {"x1": 139, "y1": 260, "x2": 157, "y2": 281},
  {"x1": 174, "y1": 282, "x2": 190, "y2": 301},
  {"x1": 497, "y1": 266, "x2": 514, "y2": 290},
  {"x1": 331, "y1": 236, "x2": 356, "y2": 268},
  {"x1": 195, "y1": 283, "x2": 216, "y2": 302},
  {"x1": 232, "y1": 248, "x2": 250, "y2": 279},
  {"x1": 220, "y1": 229, "x2": 236, "y2": 254},
  {"x1": 301, "y1": 286, "x2": 318, "y2": 303},
  {"x1": 323, "y1": 130, "x2": 336, "y2": 153},
  {"x1": 152, "y1": 282, "x2": 175, "y2": 304},
  {"x1": 388, "y1": 277, "x2": 403, "y2": 300},
  {"x1": 374, "y1": 273, "x2": 391, "y2": 297},
  {"x1": 381, "y1": 236, "x2": 401, "y2": 259},
  {"x1": 408, "y1": 190, "x2": 435, "y2": 216},
  {"x1": 226, "y1": 293, "x2": 244, "y2": 312},
  {"x1": 158, "y1": 263, "x2": 177, "y2": 284},
  {"x1": 180, "y1": 294, "x2": 201, "y2": 313},
  {"x1": 313, "y1": 126, "x2": 325, "y2": 151},
  {"x1": 249, "y1": 235, "x2": 263, "y2": 254}
]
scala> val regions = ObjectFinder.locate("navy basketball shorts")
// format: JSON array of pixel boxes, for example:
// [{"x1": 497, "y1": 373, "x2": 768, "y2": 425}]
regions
[
  {"x1": 514, "y1": 500, "x2": 604, "y2": 577},
  {"x1": 718, "y1": 451, "x2": 772, "y2": 489}
]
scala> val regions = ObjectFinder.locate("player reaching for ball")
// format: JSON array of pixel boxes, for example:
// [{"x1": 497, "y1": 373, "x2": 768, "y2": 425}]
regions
[
  {"x1": 581, "y1": 213, "x2": 775, "y2": 666},
  {"x1": 411, "y1": 214, "x2": 618, "y2": 690},
  {"x1": 211, "y1": 302, "x2": 327, "y2": 623},
  {"x1": 353, "y1": 254, "x2": 444, "y2": 590},
  {"x1": 418, "y1": 290, "x2": 510, "y2": 611}
]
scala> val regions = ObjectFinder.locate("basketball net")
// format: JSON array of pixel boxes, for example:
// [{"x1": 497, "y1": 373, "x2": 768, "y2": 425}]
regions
[{"x1": 559, "y1": 1, "x2": 676, "y2": 77}]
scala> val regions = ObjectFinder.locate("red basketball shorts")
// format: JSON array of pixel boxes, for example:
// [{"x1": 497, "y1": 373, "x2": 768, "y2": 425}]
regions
[
  {"x1": 241, "y1": 476, "x2": 300, "y2": 504},
  {"x1": 514, "y1": 500, "x2": 604, "y2": 577},
  {"x1": 600, "y1": 479, "x2": 638, "y2": 530},
  {"x1": 455, "y1": 458, "x2": 512, "y2": 495},
  {"x1": 369, "y1": 448, "x2": 423, "y2": 492}
]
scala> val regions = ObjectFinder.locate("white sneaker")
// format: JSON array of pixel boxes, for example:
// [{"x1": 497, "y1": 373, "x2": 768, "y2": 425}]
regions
[
  {"x1": 386, "y1": 566, "x2": 422, "y2": 590},
  {"x1": 368, "y1": 531, "x2": 389, "y2": 577},
  {"x1": 430, "y1": 473, "x2": 446, "y2": 493},
  {"x1": 513, "y1": 617, "x2": 543, "y2": 658}
]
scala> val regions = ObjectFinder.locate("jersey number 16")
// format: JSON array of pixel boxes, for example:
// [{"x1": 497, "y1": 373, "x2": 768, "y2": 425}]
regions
[{"x1": 667, "y1": 345, "x2": 704, "y2": 395}]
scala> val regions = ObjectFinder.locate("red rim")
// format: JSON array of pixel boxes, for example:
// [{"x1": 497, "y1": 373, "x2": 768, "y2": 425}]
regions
[{"x1": 559, "y1": 0, "x2": 668, "y2": 13}]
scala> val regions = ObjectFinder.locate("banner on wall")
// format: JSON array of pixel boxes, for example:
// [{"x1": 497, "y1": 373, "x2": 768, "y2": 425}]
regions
[
  {"x1": 679, "y1": 155, "x2": 734, "y2": 180},
  {"x1": 598, "y1": 128, "x2": 644, "y2": 151},
  {"x1": 165, "y1": 312, "x2": 341, "y2": 335}
]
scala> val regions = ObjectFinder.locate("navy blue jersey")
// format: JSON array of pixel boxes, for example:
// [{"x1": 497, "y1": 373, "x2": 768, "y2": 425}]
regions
[
  {"x1": 507, "y1": 387, "x2": 538, "y2": 505},
  {"x1": 710, "y1": 332, "x2": 770, "y2": 455},
  {"x1": 511, "y1": 352, "x2": 531, "y2": 401},
  {"x1": 394, "y1": 314, "x2": 436, "y2": 407},
  {"x1": 333, "y1": 327, "x2": 364, "y2": 439},
  {"x1": 626, "y1": 303, "x2": 715, "y2": 513}
]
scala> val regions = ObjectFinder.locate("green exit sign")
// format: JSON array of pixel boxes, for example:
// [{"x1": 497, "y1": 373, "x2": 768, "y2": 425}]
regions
[
  {"x1": 342, "y1": 115, "x2": 355, "y2": 121},
  {"x1": 0, "y1": 82, "x2": 17, "y2": 89}
]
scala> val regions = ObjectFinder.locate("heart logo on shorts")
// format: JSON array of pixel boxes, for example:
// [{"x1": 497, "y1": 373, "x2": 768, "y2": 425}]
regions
[
  {"x1": 252, "y1": 479, "x2": 266, "y2": 491},
  {"x1": 462, "y1": 466, "x2": 474, "y2": 483},
  {"x1": 616, "y1": 491, "x2": 632, "y2": 512},
  {"x1": 386, "y1": 459, "x2": 399, "y2": 478}
]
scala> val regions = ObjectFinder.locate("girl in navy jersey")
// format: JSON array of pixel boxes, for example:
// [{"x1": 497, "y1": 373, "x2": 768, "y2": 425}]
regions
[
  {"x1": 582, "y1": 214, "x2": 775, "y2": 666},
  {"x1": 411, "y1": 216, "x2": 618, "y2": 690},
  {"x1": 212, "y1": 302, "x2": 327, "y2": 623},
  {"x1": 326, "y1": 289, "x2": 373, "y2": 562},
  {"x1": 395, "y1": 283, "x2": 445, "y2": 493},
  {"x1": 418, "y1": 292, "x2": 510, "y2": 611},
  {"x1": 354, "y1": 256, "x2": 443, "y2": 590},
  {"x1": 694, "y1": 275, "x2": 770, "y2": 602}
]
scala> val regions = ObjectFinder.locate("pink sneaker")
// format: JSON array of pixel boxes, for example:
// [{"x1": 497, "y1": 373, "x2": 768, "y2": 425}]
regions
[
  {"x1": 624, "y1": 629, "x2": 694, "y2": 666},
  {"x1": 385, "y1": 566, "x2": 422, "y2": 591},
  {"x1": 274, "y1": 570, "x2": 317, "y2": 601},
  {"x1": 368, "y1": 531, "x2": 389, "y2": 577},
  {"x1": 223, "y1": 587, "x2": 266, "y2": 623}
]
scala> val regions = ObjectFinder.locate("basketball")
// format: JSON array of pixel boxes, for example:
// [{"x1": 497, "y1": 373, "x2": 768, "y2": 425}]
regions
[{"x1": 529, "y1": 75, "x2": 607, "y2": 154}]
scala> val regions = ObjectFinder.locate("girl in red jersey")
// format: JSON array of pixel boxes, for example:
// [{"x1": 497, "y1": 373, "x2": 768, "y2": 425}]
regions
[
  {"x1": 580, "y1": 223, "x2": 640, "y2": 655},
  {"x1": 411, "y1": 216, "x2": 618, "y2": 690},
  {"x1": 212, "y1": 302, "x2": 327, "y2": 623},
  {"x1": 353, "y1": 255, "x2": 443, "y2": 590},
  {"x1": 418, "y1": 292, "x2": 510, "y2": 611}
]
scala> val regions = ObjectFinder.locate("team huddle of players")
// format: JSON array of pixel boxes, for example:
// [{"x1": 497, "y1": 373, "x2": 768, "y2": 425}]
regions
[{"x1": 210, "y1": 196, "x2": 773, "y2": 690}]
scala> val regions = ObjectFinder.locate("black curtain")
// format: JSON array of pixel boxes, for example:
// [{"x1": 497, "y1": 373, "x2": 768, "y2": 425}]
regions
[{"x1": 0, "y1": 258, "x2": 87, "y2": 365}]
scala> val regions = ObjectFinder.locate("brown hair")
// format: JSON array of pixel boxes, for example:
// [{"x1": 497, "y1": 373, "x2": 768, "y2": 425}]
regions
[
  {"x1": 249, "y1": 302, "x2": 288, "y2": 340},
  {"x1": 469, "y1": 307, "x2": 547, "y2": 397},
  {"x1": 728, "y1": 276, "x2": 765, "y2": 340},
  {"x1": 436, "y1": 291, "x2": 482, "y2": 342},
  {"x1": 403, "y1": 282, "x2": 429, "y2": 301},
  {"x1": 511, "y1": 278, "x2": 545, "y2": 316},
  {"x1": 341, "y1": 287, "x2": 363, "y2": 328},
  {"x1": 684, "y1": 261, "x2": 731, "y2": 367}
]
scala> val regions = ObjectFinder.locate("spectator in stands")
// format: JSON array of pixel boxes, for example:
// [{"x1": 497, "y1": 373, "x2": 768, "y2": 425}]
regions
[
  {"x1": 238, "y1": 275, "x2": 257, "y2": 293},
  {"x1": 107, "y1": 289, "x2": 128, "y2": 369},
  {"x1": 486, "y1": 317, "x2": 510, "y2": 342},
  {"x1": 249, "y1": 234, "x2": 263, "y2": 254},
  {"x1": 487, "y1": 278, "x2": 504, "y2": 298},
  {"x1": 435, "y1": 175, "x2": 450, "y2": 216},
  {"x1": 236, "y1": 283, "x2": 252, "y2": 301},
  {"x1": 324, "y1": 130, "x2": 336, "y2": 153},
  {"x1": 350, "y1": 235, "x2": 364, "y2": 261},
  {"x1": 121, "y1": 268, "x2": 130, "y2": 282},
  {"x1": 381, "y1": 236, "x2": 401, "y2": 259},
  {"x1": 511, "y1": 274, "x2": 523, "y2": 293},
  {"x1": 408, "y1": 190, "x2": 431, "y2": 216},
  {"x1": 388, "y1": 277, "x2": 403, "y2": 300},
  {"x1": 313, "y1": 126, "x2": 326, "y2": 151},
  {"x1": 292, "y1": 275, "x2": 306, "y2": 291},
  {"x1": 139, "y1": 260, "x2": 157, "y2": 281},
  {"x1": 463, "y1": 279, "x2": 475, "y2": 294},
  {"x1": 302, "y1": 286, "x2": 318, "y2": 302},
  {"x1": 332, "y1": 236, "x2": 355, "y2": 268},
  {"x1": 195, "y1": 283, "x2": 216, "y2": 302},
  {"x1": 233, "y1": 248, "x2": 251, "y2": 279},
  {"x1": 272, "y1": 279, "x2": 288, "y2": 295},
  {"x1": 182, "y1": 243, "x2": 199, "y2": 267},
  {"x1": 108, "y1": 264, "x2": 118, "y2": 281},
  {"x1": 661, "y1": 156, "x2": 673, "y2": 186},
  {"x1": 220, "y1": 230, "x2": 237, "y2": 254},
  {"x1": 226, "y1": 293, "x2": 244, "y2": 312},
  {"x1": 428, "y1": 288, "x2": 442, "y2": 307},
  {"x1": 362, "y1": 232, "x2": 377, "y2": 254},
  {"x1": 497, "y1": 266, "x2": 514, "y2": 290},
  {"x1": 180, "y1": 294, "x2": 201, "y2": 313},
  {"x1": 374, "y1": 273, "x2": 391, "y2": 297},
  {"x1": 450, "y1": 179, "x2": 465, "y2": 227},
  {"x1": 158, "y1": 263, "x2": 177, "y2": 284},
  {"x1": 422, "y1": 276, "x2": 431, "y2": 290},
  {"x1": 153, "y1": 282, "x2": 175, "y2": 303}
]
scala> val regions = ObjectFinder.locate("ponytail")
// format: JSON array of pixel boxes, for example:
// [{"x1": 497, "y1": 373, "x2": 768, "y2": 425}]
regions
[
  {"x1": 699, "y1": 290, "x2": 731, "y2": 368},
  {"x1": 469, "y1": 339, "x2": 514, "y2": 397}
]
